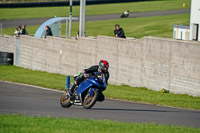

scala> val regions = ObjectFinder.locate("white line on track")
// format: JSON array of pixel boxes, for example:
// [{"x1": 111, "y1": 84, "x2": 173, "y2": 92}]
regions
[{"x1": 0, "y1": 80, "x2": 64, "y2": 93}]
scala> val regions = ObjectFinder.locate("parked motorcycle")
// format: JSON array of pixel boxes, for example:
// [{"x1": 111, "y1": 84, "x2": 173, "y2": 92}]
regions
[{"x1": 60, "y1": 72, "x2": 107, "y2": 109}]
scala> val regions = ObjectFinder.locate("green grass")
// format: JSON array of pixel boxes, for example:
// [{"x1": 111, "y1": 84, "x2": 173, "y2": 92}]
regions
[
  {"x1": 0, "y1": 65, "x2": 200, "y2": 110},
  {"x1": 0, "y1": 0, "x2": 191, "y2": 20},
  {"x1": 1, "y1": 114, "x2": 200, "y2": 133},
  {"x1": 0, "y1": 65, "x2": 66, "y2": 90},
  {"x1": 3, "y1": 13, "x2": 190, "y2": 38},
  {"x1": 83, "y1": 13, "x2": 190, "y2": 38},
  {"x1": 104, "y1": 84, "x2": 200, "y2": 110}
]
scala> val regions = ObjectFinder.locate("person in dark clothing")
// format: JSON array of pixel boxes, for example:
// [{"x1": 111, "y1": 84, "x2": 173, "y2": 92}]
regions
[
  {"x1": 45, "y1": 25, "x2": 53, "y2": 38},
  {"x1": 114, "y1": 24, "x2": 126, "y2": 38},
  {"x1": 21, "y1": 25, "x2": 28, "y2": 35},
  {"x1": 69, "y1": 60, "x2": 109, "y2": 101}
]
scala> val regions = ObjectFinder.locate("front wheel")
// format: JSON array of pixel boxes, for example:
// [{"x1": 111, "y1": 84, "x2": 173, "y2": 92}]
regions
[
  {"x1": 60, "y1": 91, "x2": 72, "y2": 108},
  {"x1": 83, "y1": 88, "x2": 99, "y2": 109}
]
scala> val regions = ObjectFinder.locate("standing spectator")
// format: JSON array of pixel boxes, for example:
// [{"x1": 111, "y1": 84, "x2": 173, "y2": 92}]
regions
[
  {"x1": 14, "y1": 28, "x2": 19, "y2": 37},
  {"x1": 22, "y1": 25, "x2": 28, "y2": 35},
  {"x1": 18, "y1": 26, "x2": 22, "y2": 35},
  {"x1": 45, "y1": 25, "x2": 53, "y2": 38},
  {"x1": 114, "y1": 24, "x2": 126, "y2": 38}
]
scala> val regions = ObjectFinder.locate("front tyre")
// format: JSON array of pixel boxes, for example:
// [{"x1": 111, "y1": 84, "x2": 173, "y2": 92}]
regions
[
  {"x1": 60, "y1": 91, "x2": 72, "y2": 108},
  {"x1": 83, "y1": 88, "x2": 99, "y2": 109}
]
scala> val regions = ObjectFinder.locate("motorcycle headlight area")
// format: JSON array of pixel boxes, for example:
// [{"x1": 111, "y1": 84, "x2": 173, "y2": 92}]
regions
[{"x1": 95, "y1": 77, "x2": 104, "y2": 83}]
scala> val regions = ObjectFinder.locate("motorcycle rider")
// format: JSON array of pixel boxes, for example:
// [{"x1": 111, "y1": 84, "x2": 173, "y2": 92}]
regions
[
  {"x1": 120, "y1": 10, "x2": 129, "y2": 18},
  {"x1": 69, "y1": 60, "x2": 109, "y2": 101}
]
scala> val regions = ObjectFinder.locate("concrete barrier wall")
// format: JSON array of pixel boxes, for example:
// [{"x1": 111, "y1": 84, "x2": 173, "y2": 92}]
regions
[
  {"x1": 142, "y1": 37, "x2": 171, "y2": 92},
  {"x1": 170, "y1": 39, "x2": 200, "y2": 96},
  {"x1": 19, "y1": 36, "x2": 79, "y2": 75},
  {"x1": 0, "y1": 35, "x2": 16, "y2": 65},
  {"x1": 0, "y1": 35, "x2": 199, "y2": 96}
]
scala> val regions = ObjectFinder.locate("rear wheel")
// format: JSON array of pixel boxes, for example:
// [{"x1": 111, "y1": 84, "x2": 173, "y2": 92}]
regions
[
  {"x1": 0, "y1": 58, "x2": 13, "y2": 65},
  {"x1": 0, "y1": 52, "x2": 13, "y2": 65},
  {"x1": 83, "y1": 88, "x2": 99, "y2": 109},
  {"x1": 0, "y1": 52, "x2": 13, "y2": 58},
  {"x1": 60, "y1": 91, "x2": 72, "y2": 108}
]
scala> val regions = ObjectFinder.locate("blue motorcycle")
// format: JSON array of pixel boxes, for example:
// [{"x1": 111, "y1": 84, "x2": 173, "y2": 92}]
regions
[{"x1": 60, "y1": 72, "x2": 107, "y2": 109}]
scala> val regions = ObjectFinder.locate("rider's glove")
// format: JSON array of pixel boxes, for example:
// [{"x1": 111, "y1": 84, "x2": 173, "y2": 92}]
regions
[{"x1": 83, "y1": 73, "x2": 89, "y2": 78}]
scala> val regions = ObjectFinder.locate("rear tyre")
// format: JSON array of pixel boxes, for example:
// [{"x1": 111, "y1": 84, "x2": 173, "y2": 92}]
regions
[
  {"x1": 60, "y1": 91, "x2": 72, "y2": 108},
  {"x1": 0, "y1": 58, "x2": 13, "y2": 65},
  {"x1": 83, "y1": 88, "x2": 99, "y2": 109},
  {"x1": 0, "y1": 52, "x2": 13, "y2": 65},
  {"x1": 0, "y1": 52, "x2": 13, "y2": 58}
]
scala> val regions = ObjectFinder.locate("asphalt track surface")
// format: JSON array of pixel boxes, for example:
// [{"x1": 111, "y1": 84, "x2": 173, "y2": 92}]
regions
[
  {"x1": 0, "y1": 81, "x2": 200, "y2": 128},
  {"x1": 0, "y1": 9, "x2": 190, "y2": 28}
]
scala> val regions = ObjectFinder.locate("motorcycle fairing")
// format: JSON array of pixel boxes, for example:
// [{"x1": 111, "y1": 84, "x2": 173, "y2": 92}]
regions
[
  {"x1": 77, "y1": 80, "x2": 93, "y2": 95},
  {"x1": 88, "y1": 77, "x2": 107, "y2": 89}
]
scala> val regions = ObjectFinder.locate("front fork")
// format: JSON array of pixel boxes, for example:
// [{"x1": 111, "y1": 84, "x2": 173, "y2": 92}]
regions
[
  {"x1": 88, "y1": 88, "x2": 95, "y2": 96},
  {"x1": 79, "y1": 88, "x2": 95, "y2": 105}
]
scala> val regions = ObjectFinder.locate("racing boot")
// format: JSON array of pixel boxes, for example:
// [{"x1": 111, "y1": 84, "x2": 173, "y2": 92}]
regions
[
  {"x1": 69, "y1": 82, "x2": 76, "y2": 96},
  {"x1": 97, "y1": 92, "x2": 105, "y2": 102}
]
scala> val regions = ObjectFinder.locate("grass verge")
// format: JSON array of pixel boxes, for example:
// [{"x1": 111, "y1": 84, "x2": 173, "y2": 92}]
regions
[
  {"x1": 3, "y1": 13, "x2": 190, "y2": 38},
  {"x1": 0, "y1": 0, "x2": 191, "y2": 20},
  {"x1": 1, "y1": 114, "x2": 200, "y2": 133},
  {"x1": 0, "y1": 65, "x2": 200, "y2": 110}
]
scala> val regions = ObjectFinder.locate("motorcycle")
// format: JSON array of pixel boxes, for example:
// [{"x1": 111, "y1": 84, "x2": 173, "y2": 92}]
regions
[{"x1": 60, "y1": 72, "x2": 107, "y2": 109}]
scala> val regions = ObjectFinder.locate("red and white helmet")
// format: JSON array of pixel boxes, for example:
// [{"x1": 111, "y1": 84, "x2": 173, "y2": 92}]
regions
[{"x1": 99, "y1": 60, "x2": 109, "y2": 72}]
